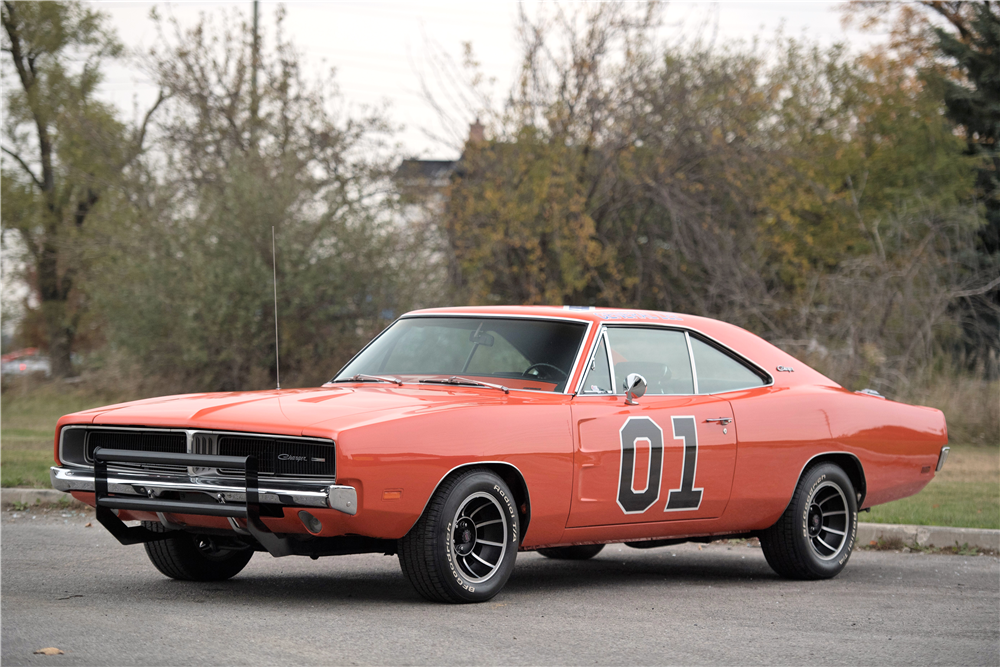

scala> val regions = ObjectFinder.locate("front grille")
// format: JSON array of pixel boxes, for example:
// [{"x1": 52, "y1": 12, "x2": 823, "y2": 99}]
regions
[
  {"x1": 191, "y1": 433, "x2": 214, "y2": 455},
  {"x1": 218, "y1": 436, "x2": 335, "y2": 478},
  {"x1": 70, "y1": 428, "x2": 335, "y2": 479},
  {"x1": 86, "y1": 430, "x2": 187, "y2": 474}
]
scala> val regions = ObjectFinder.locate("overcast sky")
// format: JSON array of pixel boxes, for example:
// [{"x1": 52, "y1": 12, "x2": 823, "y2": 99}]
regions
[{"x1": 95, "y1": 1, "x2": 881, "y2": 160}]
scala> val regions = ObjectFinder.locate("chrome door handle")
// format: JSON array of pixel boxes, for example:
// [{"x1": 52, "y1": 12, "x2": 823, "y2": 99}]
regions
[{"x1": 704, "y1": 418, "x2": 732, "y2": 425}]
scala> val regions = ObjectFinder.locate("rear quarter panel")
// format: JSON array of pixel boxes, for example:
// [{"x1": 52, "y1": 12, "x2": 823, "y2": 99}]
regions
[{"x1": 726, "y1": 385, "x2": 948, "y2": 529}]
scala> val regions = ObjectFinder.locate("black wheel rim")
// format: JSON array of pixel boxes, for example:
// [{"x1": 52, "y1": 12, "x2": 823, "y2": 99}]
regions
[
  {"x1": 450, "y1": 492, "x2": 508, "y2": 584},
  {"x1": 807, "y1": 481, "x2": 850, "y2": 561}
]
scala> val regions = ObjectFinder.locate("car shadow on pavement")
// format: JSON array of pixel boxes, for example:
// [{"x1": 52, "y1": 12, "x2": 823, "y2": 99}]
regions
[
  {"x1": 119, "y1": 549, "x2": 777, "y2": 606},
  {"x1": 133, "y1": 561, "x2": 424, "y2": 605},
  {"x1": 131, "y1": 548, "x2": 780, "y2": 605},
  {"x1": 503, "y1": 549, "x2": 778, "y2": 596}
]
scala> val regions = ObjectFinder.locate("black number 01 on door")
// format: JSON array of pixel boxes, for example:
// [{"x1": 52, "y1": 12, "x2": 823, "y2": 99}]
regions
[{"x1": 616, "y1": 416, "x2": 703, "y2": 515}]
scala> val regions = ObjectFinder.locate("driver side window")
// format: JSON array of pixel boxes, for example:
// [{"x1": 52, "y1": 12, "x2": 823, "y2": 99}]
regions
[{"x1": 605, "y1": 327, "x2": 694, "y2": 395}]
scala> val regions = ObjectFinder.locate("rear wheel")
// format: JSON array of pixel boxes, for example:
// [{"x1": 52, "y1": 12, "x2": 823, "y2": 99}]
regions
[
  {"x1": 759, "y1": 463, "x2": 858, "y2": 580},
  {"x1": 398, "y1": 468, "x2": 519, "y2": 603},
  {"x1": 537, "y1": 544, "x2": 605, "y2": 560},
  {"x1": 142, "y1": 521, "x2": 254, "y2": 581}
]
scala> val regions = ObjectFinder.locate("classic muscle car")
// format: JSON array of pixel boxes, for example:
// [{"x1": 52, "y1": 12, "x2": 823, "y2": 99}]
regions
[{"x1": 51, "y1": 306, "x2": 949, "y2": 602}]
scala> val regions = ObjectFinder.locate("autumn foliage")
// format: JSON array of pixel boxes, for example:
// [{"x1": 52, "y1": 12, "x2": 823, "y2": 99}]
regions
[{"x1": 439, "y1": 3, "x2": 997, "y2": 403}]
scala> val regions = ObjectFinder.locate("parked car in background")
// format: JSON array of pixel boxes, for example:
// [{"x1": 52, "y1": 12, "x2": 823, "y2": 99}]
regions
[
  {"x1": 51, "y1": 306, "x2": 949, "y2": 602},
  {"x1": 1, "y1": 348, "x2": 52, "y2": 377}
]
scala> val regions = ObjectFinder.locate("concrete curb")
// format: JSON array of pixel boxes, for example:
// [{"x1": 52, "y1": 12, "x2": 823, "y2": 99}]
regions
[
  {"x1": 1, "y1": 487, "x2": 88, "y2": 509},
  {"x1": 2, "y1": 489, "x2": 997, "y2": 550},
  {"x1": 857, "y1": 522, "x2": 999, "y2": 551}
]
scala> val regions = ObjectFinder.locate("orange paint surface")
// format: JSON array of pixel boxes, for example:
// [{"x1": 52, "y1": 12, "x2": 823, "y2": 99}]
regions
[{"x1": 54, "y1": 306, "x2": 947, "y2": 549}]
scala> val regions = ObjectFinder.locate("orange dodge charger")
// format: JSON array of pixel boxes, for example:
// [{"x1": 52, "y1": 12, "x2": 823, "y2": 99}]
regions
[{"x1": 51, "y1": 306, "x2": 949, "y2": 603}]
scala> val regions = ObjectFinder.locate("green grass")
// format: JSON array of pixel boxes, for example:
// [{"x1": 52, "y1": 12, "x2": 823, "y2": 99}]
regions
[
  {"x1": 1, "y1": 448, "x2": 56, "y2": 488},
  {"x1": 1, "y1": 383, "x2": 126, "y2": 488},
  {"x1": 866, "y1": 446, "x2": 999, "y2": 530}
]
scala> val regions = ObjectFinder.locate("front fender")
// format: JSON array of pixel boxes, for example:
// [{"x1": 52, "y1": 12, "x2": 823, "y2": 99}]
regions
[{"x1": 318, "y1": 396, "x2": 574, "y2": 547}]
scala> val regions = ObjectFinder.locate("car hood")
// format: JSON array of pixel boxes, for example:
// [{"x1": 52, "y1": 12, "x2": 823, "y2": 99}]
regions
[{"x1": 69, "y1": 385, "x2": 507, "y2": 437}]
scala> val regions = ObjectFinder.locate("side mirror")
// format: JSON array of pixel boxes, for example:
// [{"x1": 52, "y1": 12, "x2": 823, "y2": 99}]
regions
[{"x1": 624, "y1": 373, "x2": 647, "y2": 406}]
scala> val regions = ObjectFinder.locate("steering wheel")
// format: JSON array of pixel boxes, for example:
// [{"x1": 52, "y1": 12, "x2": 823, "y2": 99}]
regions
[{"x1": 522, "y1": 363, "x2": 568, "y2": 381}]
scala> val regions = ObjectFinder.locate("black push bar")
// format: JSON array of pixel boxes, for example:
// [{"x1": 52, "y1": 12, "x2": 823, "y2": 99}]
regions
[
  {"x1": 92, "y1": 446, "x2": 292, "y2": 556},
  {"x1": 95, "y1": 449, "x2": 251, "y2": 469}
]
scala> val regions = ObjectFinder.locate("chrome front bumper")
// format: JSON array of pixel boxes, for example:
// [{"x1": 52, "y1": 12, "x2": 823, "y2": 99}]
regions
[{"x1": 50, "y1": 466, "x2": 357, "y2": 515}]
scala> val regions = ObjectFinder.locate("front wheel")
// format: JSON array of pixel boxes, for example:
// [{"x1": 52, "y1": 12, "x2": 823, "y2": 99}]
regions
[
  {"x1": 759, "y1": 463, "x2": 858, "y2": 580},
  {"x1": 142, "y1": 521, "x2": 254, "y2": 581},
  {"x1": 398, "y1": 468, "x2": 520, "y2": 603}
]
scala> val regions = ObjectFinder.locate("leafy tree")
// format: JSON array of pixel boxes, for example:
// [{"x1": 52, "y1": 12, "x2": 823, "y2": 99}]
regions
[
  {"x1": 443, "y1": 3, "x2": 657, "y2": 307},
  {"x1": 89, "y1": 8, "x2": 433, "y2": 391},
  {"x1": 843, "y1": 0, "x2": 1000, "y2": 372},
  {"x1": 927, "y1": 3, "x2": 1000, "y2": 357},
  {"x1": 1, "y1": 1, "x2": 162, "y2": 377},
  {"x1": 932, "y1": 2, "x2": 999, "y2": 241}
]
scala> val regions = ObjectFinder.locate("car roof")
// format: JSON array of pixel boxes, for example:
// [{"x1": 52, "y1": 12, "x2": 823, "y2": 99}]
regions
[
  {"x1": 402, "y1": 305, "x2": 840, "y2": 390},
  {"x1": 404, "y1": 305, "x2": 738, "y2": 338}
]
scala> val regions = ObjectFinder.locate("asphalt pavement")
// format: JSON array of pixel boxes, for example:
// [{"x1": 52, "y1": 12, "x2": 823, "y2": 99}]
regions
[{"x1": 2, "y1": 508, "x2": 998, "y2": 666}]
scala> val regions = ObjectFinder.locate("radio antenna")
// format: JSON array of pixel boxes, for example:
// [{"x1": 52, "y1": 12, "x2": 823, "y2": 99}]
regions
[{"x1": 271, "y1": 226, "x2": 281, "y2": 390}]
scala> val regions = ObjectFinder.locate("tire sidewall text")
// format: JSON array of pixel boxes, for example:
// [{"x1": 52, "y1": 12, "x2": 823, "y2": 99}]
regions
[{"x1": 437, "y1": 471, "x2": 519, "y2": 602}]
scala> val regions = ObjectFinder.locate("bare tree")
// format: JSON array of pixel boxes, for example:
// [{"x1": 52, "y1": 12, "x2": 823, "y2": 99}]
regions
[{"x1": 1, "y1": 1, "x2": 164, "y2": 376}]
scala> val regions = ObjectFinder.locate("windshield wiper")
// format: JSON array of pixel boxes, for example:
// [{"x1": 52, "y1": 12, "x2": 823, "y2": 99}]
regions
[
  {"x1": 339, "y1": 373, "x2": 404, "y2": 386},
  {"x1": 419, "y1": 376, "x2": 509, "y2": 394}
]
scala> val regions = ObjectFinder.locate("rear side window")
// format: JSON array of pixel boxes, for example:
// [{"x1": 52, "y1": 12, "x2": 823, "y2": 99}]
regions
[{"x1": 690, "y1": 336, "x2": 766, "y2": 393}]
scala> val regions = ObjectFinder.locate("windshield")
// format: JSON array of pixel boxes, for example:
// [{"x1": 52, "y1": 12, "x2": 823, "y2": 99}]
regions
[{"x1": 334, "y1": 317, "x2": 587, "y2": 392}]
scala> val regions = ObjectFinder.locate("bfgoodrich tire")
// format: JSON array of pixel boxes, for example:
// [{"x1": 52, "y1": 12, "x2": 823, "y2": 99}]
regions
[
  {"x1": 759, "y1": 463, "x2": 858, "y2": 580},
  {"x1": 398, "y1": 468, "x2": 520, "y2": 603},
  {"x1": 142, "y1": 522, "x2": 254, "y2": 581},
  {"x1": 537, "y1": 544, "x2": 605, "y2": 560}
]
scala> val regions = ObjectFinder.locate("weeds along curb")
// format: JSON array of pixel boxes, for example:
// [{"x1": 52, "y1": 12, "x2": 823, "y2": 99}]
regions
[{"x1": 856, "y1": 522, "x2": 999, "y2": 551}]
